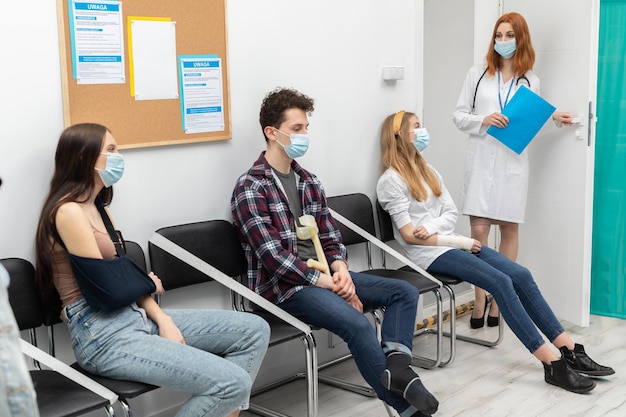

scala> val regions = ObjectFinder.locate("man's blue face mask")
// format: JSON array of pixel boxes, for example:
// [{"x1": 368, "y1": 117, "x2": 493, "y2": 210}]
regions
[{"x1": 274, "y1": 128, "x2": 310, "y2": 159}]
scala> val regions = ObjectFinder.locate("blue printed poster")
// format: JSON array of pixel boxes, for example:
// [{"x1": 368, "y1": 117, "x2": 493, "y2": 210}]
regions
[
  {"x1": 178, "y1": 55, "x2": 225, "y2": 134},
  {"x1": 69, "y1": 1, "x2": 125, "y2": 84}
]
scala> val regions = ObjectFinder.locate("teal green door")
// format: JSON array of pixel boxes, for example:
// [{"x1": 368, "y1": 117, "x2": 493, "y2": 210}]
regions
[{"x1": 590, "y1": 0, "x2": 626, "y2": 318}]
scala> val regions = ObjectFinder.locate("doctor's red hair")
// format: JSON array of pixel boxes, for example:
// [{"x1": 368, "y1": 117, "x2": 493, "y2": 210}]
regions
[{"x1": 485, "y1": 12, "x2": 535, "y2": 76}]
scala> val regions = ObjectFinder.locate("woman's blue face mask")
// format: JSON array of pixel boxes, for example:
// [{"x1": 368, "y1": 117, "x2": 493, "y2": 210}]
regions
[
  {"x1": 95, "y1": 152, "x2": 124, "y2": 187},
  {"x1": 412, "y1": 128, "x2": 430, "y2": 152}
]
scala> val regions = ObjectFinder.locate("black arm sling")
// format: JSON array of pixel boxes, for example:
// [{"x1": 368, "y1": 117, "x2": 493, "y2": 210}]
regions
[{"x1": 64, "y1": 200, "x2": 156, "y2": 312}]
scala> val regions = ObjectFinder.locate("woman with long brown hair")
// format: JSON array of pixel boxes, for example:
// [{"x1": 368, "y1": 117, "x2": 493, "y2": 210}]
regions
[
  {"x1": 452, "y1": 12, "x2": 572, "y2": 328},
  {"x1": 377, "y1": 111, "x2": 613, "y2": 394},
  {"x1": 35, "y1": 123, "x2": 269, "y2": 417}
]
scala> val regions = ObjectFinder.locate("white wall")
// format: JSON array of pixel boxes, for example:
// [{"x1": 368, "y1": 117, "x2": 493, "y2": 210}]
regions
[
  {"x1": 423, "y1": 0, "x2": 500, "y2": 240},
  {"x1": 1, "y1": 1, "x2": 424, "y2": 415}
]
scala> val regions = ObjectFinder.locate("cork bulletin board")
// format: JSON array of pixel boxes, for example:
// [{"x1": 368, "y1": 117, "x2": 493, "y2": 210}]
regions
[{"x1": 56, "y1": 0, "x2": 231, "y2": 149}]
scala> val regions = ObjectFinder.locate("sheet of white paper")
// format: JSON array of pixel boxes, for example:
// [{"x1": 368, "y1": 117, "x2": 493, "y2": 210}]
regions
[{"x1": 131, "y1": 20, "x2": 178, "y2": 100}]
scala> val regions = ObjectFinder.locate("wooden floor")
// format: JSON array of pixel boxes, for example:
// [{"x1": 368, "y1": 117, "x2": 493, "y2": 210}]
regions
[{"x1": 241, "y1": 313, "x2": 625, "y2": 417}]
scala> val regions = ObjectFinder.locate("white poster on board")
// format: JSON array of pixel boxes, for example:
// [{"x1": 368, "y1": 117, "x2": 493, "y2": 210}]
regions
[{"x1": 130, "y1": 20, "x2": 178, "y2": 100}]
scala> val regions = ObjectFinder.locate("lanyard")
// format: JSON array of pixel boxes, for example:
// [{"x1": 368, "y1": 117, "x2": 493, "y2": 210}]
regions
[{"x1": 497, "y1": 70, "x2": 515, "y2": 111}]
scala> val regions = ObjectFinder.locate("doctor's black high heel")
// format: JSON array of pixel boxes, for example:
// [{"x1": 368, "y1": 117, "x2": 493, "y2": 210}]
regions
[
  {"x1": 470, "y1": 301, "x2": 488, "y2": 329},
  {"x1": 487, "y1": 302, "x2": 500, "y2": 327}
]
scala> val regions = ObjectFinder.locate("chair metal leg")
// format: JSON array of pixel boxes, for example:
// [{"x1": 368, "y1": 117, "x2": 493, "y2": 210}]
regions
[
  {"x1": 313, "y1": 311, "x2": 381, "y2": 398},
  {"x1": 441, "y1": 284, "x2": 456, "y2": 367},
  {"x1": 315, "y1": 309, "x2": 380, "y2": 398},
  {"x1": 248, "y1": 403, "x2": 291, "y2": 417},
  {"x1": 411, "y1": 289, "x2": 443, "y2": 369},
  {"x1": 317, "y1": 374, "x2": 376, "y2": 397},
  {"x1": 303, "y1": 333, "x2": 319, "y2": 417},
  {"x1": 119, "y1": 399, "x2": 132, "y2": 417},
  {"x1": 372, "y1": 309, "x2": 383, "y2": 341},
  {"x1": 105, "y1": 404, "x2": 116, "y2": 417},
  {"x1": 248, "y1": 310, "x2": 385, "y2": 416},
  {"x1": 316, "y1": 352, "x2": 376, "y2": 397},
  {"x1": 248, "y1": 333, "x2": 319, "y2": 417},
  {"x1": 441, "y1": 285, "x2": 504, "y2": 347}
]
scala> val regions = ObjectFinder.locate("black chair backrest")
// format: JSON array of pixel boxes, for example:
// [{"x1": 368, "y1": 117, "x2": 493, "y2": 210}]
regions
[
  {"x1": 326, "y1": 193, "x2": 377, "y2": 245},
  {"x1": 149, "y1": 220, "x2": 247, "y2": 291},
  {"x1": 375, "y1": 200, "x2": 395, "y2": 243},
  {"x1": 125, "y1": 240, "x2": 147, "y2": 272},
  {"x1": 3, "y1": 258, "x2": 45, "y2": 332}
]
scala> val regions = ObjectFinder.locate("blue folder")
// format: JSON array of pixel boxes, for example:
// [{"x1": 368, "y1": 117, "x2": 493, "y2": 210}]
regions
[{"x1": 486, "y1": 85, "x2": 556, "y2": 154}]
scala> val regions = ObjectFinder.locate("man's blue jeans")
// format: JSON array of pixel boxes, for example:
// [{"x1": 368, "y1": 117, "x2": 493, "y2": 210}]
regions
[
  {"x1": 428, "y1": 246, "x2": 565, "y2": 353},
  {"x1": 278, "y1": 271, "x2": 419, "y2": 412}
]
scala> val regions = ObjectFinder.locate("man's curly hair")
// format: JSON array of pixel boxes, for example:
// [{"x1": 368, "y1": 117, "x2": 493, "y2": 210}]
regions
[{"x1": 259, "y1": 88, "x2": 314, "y2": 141}]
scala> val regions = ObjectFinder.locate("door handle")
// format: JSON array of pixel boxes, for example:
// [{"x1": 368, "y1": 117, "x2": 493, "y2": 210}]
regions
[
  {"x1": 587, "y1": 101, "x2": 596, "y2": 146},
  {"x1": 573, "y1": 102, "x2": 595, "y2": 145}
]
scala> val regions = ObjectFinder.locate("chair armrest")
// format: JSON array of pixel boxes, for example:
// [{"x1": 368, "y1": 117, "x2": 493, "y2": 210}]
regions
[
  {"x1": 19, "y1": 339, "x2": 118, "y2": 405},
  {"x1": 149, "y1": 233, "x2": 312, "y2": 335},
  {"x1": 328, "y1": 208, "x2": 442, "y2": 287}
]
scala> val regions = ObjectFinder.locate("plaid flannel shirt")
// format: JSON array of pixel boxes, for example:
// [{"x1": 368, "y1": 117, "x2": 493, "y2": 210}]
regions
[{"x1": 231, "y1": 152, "x2": 347, "y2": 304}]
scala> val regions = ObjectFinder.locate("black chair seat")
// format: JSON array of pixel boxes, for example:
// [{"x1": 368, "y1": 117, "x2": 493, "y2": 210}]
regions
[
  {"x1": 31, "y1": 370, "x2": 110, "y2": 417},
  {"x1": 364, "y1": 268, "x2": 442, "y2": 294},
  {"x1": 400, "y1": 266, "x2": 462, "y2": 286},
  {"x1": 250, "y1": 311, "x2": 315, "y2": 347},
  {"x1": 69, "y1": 363, "x2": 158, "y2": 399}
]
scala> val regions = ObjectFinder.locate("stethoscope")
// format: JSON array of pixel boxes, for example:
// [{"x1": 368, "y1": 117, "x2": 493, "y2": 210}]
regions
[{"x1": 471, "y1": 68, "x2": 531, "y2": 114}]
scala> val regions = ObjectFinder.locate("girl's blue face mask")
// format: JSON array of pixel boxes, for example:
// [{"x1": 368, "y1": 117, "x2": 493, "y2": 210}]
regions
[
  {"x1": 494, "y1": 39, "x2": 516, "y2": 59},
  {"x1": 274, "y1": 128, "x2": 310, "y2": 159},
  {"x1": 412, "y1": 128, "x2": 430, "y2": 152},
  {"x1": 95, "y1": 152, "x2": 124, "y2": 187}
]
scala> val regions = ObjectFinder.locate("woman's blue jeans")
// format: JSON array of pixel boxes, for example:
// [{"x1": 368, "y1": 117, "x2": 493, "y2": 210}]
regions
[
  {"x1": 278, "y1": 271, "x2": 420, "y2": 413},
  {"x1": 1, "y1": 282, "x2": 40, "y2": 417},
  {"x1": 64, "y1": 299, "x2": 270, "y2": 417},
  {"x1": 427, "y1": 246, "x2": 565, "y2": 353}
]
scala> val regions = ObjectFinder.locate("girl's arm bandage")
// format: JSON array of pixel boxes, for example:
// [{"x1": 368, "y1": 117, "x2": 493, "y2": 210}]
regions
[{"x1": 436, "y1": 235, "x2": 474, "y2": 251}]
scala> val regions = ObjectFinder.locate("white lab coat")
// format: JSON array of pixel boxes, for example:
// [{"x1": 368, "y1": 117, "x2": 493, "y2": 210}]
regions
[{"x1": 453, "y1": 64, "x2": 540, "y2": 223}]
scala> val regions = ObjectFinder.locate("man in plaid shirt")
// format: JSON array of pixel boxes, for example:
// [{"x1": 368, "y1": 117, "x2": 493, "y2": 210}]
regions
[{"x1": 231, "y1": 88, "x2": 439, "y2": 417}]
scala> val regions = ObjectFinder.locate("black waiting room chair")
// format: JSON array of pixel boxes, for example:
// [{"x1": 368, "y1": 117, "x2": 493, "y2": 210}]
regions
[
  {"x1": 326, "y1": 193, "x2": 445, "y2": 369},
  {"x1": 4, "y1": 257, "x2": 117, "y2": 417},
  {"x1": 148, "y1": 219, "x2": 393, "y2": 417},
  {"x1": 374, "y1": 199, "x2": 504, "y2": 367}
]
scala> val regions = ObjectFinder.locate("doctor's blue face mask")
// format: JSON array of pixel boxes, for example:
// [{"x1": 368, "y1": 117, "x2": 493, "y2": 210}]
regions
[
  {"x1": 494, "y1": 39, "x2": 516, "y2": 59},
  {"x1": 273, "y1": 128, "x2": 310, "y2": 159}
]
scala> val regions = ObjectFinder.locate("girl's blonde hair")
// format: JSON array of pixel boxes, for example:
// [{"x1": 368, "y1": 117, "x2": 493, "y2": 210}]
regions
[{"x1": 381, "y1": 111, "x2": 441, "y2": 201}]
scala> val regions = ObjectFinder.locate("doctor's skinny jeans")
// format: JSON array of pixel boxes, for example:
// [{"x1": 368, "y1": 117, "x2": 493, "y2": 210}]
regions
[
  {"x1": 427, "y1": 245, "x2": 565, "y2": 354},
  {"x1": 64, "y1": 298, "x2": 270, "y2": 417}
]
